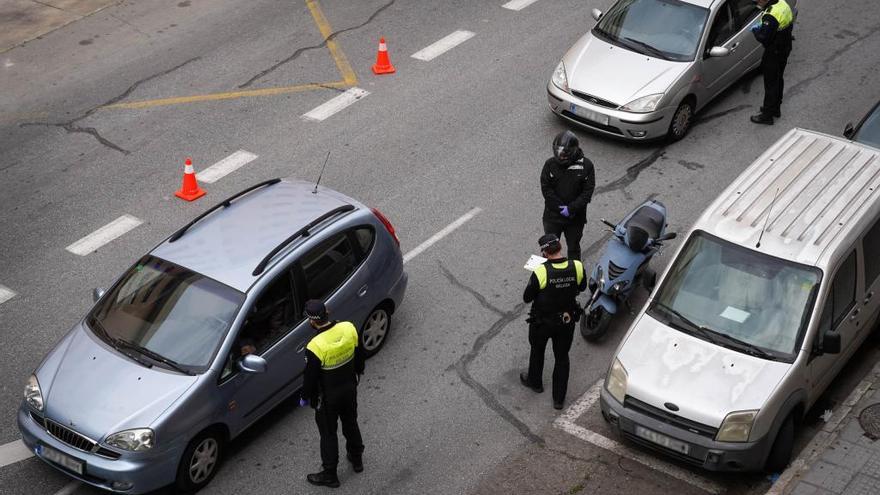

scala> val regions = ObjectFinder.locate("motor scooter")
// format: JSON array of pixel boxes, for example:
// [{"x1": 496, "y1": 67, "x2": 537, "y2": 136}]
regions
[{"x1": 581, "y1": 199, "x2": 677, "y2": 341}]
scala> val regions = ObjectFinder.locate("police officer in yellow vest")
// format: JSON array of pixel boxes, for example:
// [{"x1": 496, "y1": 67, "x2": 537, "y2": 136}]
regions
[
  {"x1": 749, "y1": 0, "x2": 794, "y2": 125},
  {"x1": 300, "y1": 300, "x2": 365, "y2": 488},
  {"x1": 520, "y1": 234, "x2": 587, "y2": 410}
]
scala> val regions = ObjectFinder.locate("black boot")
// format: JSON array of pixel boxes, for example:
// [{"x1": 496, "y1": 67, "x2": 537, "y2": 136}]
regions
[
  {"x1": 750, "y1": 113, "x2": 774, "y2": 125},
  {"x1": 307, "y1": 470, "x2": 340, "y2": 488},
  {"x1": 520, "y1": 372, "x2": 544, "y2": 393},
  {"x1": 347, "y1": 454, "x2": 364, "y2": 473}
]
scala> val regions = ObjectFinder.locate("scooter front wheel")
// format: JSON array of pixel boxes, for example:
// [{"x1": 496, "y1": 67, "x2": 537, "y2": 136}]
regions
[{"x1": 581, "y1": 306, "x2": 612, "y2": 342}]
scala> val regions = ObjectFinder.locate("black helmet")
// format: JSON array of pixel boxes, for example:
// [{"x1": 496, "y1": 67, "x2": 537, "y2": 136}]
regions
[{"x1": 552, "y1": 130, "x2": 579, "y2": 163}]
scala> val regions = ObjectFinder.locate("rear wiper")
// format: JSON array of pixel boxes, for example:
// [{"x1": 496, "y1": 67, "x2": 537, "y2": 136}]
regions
[
  {"x1": 115, "y1": 339, "x2": 194, "y2": 375},
  {"x1": 623, "y1": 37, "x2": 671, "y2": 60}
]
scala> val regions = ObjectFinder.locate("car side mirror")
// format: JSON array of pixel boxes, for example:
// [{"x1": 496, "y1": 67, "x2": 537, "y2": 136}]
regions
[
  {"x1": 591, "y1": 8, "x2": 603, "y2": 21},
  {"x1": 708, "y1": 46, "x2": 730, "y2": 57},
  {"x1": 844, "y1": 122, "x2": 855, "y2": 139},
  {"x1": 657, "y1": 232, "x2": 677, "y2": 242},
  {"x1": 815, "y1": 331, "x2": 841, "y2": 355},
  {"x1": 92, "y1": 287, "x2": 106, "y2": 303},
  {"x1": 239, "y1": 354, "x2": 268, "y2": 374}
]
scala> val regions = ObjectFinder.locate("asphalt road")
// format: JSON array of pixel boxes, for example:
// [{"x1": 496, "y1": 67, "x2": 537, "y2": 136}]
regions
[{"x1": 1, "y1": 0, "x2": 879, "y2": 494}]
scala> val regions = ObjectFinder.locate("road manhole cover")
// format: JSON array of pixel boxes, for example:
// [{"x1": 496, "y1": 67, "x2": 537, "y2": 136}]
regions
[{"x1": 858, "y1": 403, "x2": 880, "y2": 440}]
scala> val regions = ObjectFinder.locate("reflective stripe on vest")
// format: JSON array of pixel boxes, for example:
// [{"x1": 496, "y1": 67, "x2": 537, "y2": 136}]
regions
[
  {"x1": 766, "y1": 0, "x2": 793, "y2": 30},
  {"x1": 306, "y1": 321, "x2": 359, "y2": 370},
  {"x1": 535, "y1": 260, "x2": 584, "y2": 290}
]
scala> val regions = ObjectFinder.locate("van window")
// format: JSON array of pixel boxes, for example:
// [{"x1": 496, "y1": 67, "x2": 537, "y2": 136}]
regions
[
  {"x1": 831, "y1": 251, "x2": 857, "y2": 327},
  {"x1": 863, "y1": 218, "x2": 880, "y2": 286},
  {"x1": 300, "y1": 233, "x2": 358, "y2": 301},
  {"x1": 649, "y1": 231, "x2": 820, "y2": 359}
]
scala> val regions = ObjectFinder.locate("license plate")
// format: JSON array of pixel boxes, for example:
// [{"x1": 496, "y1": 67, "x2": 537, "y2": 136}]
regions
[
  {"x1": 634, "y1": 425, "x2": 690, "y2": 455},
  {"x1": 38, "y1": 444, "x2": 84, "y2": 475},
  {"x1": 570, "y1": 103, "x2": 610, "y2": 125}
]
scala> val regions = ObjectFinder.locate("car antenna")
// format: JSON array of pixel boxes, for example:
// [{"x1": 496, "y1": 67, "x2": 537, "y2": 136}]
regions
[
  {"x1": 756, "y1": 187, "x2": 780, "y2": 249},
  {"x1": 313, "y1": 150, "x2": 331, "y2": 194}
]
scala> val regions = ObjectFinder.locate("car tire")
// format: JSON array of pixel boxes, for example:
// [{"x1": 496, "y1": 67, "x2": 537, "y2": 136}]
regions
[
  {"x1": 667, "y1": 100, "x2": 694, "y2": 142},
  {"x1": 361, "y1": 305, "x2": 391, "y2": 358},
  {"x1": 175, "y1": 429, "x2": 224, "y2": 493},
  {"x1": 765, "y1": 415, "x2": 794, "y2": 473}
]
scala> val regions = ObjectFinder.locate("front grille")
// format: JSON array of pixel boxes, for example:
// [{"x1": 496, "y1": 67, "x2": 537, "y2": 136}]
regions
[
  {"x1": 624, "y1": 396, "x2": 718, "y2": 439},
  {"x1": 561, "y1": 111, "x2": 623, "y2": 135},
  {"x1": 46, "y1": 419, "x2": 97, "y2": 453},
  {"x1": 571, "y1": 90, "x2": 619, "y2": 109},
  {"x1": 608, "y1": 261, "x2": 626, "y2": 280},
  {"x1": 30, "y1": 411, "x2": 46, "y2": 427},
  {"x1": 95, "y1": 447, "x2": 122, "y2": 460}
]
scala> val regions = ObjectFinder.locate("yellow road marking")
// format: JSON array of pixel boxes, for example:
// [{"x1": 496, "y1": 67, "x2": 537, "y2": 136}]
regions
[
  {"x1": 103, "y1": 0, "x2": 356, "y2": 110},
  {"x1": 306, "y1": 0, "x2": 358, "y2": 86}
]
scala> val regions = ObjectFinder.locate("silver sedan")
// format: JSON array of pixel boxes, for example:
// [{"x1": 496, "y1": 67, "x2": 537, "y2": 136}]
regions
[{"x1": 548, "y1": 0, "x2": 781, "y2": 141}]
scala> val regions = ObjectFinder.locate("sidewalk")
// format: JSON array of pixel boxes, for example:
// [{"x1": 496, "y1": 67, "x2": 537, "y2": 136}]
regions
[
  {"x1": 770, "y1": 360, "x2": 880, "y2": 495},
  {"x1": 0, "y1": 0, "x2": 119, "y2": 53}
]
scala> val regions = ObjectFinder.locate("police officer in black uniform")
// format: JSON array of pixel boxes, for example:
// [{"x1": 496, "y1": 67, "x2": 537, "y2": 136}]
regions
[
  {"x1": 541, "y1": 130, "x2": 596, "y2": 261},
  {"x1": 301, "y1": 300, "x2": 365, "y2": 488},
  {"x1": 520, "y1": 234, "x2": 587, "y2": 409},
  {"x1": 749, "y1": 0, "x2": 795, "y2": 125}
]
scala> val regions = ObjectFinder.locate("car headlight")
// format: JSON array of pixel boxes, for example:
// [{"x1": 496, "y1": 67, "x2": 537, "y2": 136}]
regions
[
  {"x1": 551, "y1": 61, "x2": 569, "y2": 93},
  {"x1": 605, "y1": 358, "x2": 628, "y2": 403},
  {"x1": 106, "y1": 428, "x2": 155, "y2": 451},
  {"x1": 24, "y1": 374, "x2": 43, "y2": 412},
  {"x1": 620, "y1": 93, "x2": 664, "y2": 113},
  {"x1": 716, "y1": 410, "x2": 758, "y2": 442}
]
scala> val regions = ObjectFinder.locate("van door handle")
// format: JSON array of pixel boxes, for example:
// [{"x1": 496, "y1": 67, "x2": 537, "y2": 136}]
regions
[
  {"x1": 864, "y1": 292, "x2": 874, "y2": 304},
  {"x1": 357, "y1": 285, "x2": 368, "y2": 297}
]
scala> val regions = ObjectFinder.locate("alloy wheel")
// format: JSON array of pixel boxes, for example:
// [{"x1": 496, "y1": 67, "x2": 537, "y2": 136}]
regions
[
  {"x1": 362, "y1": 308, "x2": 389, "y2": 352},
  {"x1": 189, "y1": 437, "x2": 218, "y2": 484}
]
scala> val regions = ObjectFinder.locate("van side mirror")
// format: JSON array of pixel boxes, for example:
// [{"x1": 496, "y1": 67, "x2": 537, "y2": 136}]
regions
[
  {"x1": 708, "y1": 46, "x2": 730, "y2": 58},
  {"x1": 92, "y1": 287, "x2": 106, "y2": 302},
  {"x1": 843, "y1": 122, "x2": 855, "y2": 139},
  {"x1": 239, "y1": 354, "x2": 268, "y2": 374},
  {"x1": 591, "y1": 8, "x2": 603, "y2": 21},
  {"x1": 657, "y1": 232, "x2": 677, "y2": 242},
  {"x1": 816, "y1": 331, "x2": 841, "y2": 355}
]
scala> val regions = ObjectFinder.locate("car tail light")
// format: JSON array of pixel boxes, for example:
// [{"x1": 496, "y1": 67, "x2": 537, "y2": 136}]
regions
[{"x1": 371, "y1": 207, "x2": 399, "y2": 246}]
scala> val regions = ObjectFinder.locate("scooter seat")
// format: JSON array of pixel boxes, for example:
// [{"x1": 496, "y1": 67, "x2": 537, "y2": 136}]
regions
[{"x1": 625, "y1": 205, "x2": 664, "y2": 240}]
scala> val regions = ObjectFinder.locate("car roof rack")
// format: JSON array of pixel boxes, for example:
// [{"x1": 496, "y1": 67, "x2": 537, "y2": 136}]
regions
[
  {"x1": 252, "y1": 204, "x2": 355, "y2": 276},
  {"x1": 168, "y1": 178, "x2": 282, "y2": 243}
]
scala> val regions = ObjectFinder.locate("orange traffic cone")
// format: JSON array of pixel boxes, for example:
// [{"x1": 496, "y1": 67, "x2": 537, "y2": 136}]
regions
[
  {"x1": 175, "y1": 158, "x2": 206, "y2": 201},
  {"x1": 372, "y1": 37, "x2": 396, "y2": 75}
]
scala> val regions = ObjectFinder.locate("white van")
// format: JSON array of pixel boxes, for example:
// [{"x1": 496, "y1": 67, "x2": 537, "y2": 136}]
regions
[{"x1": 600, "y1": 128, "x2": 880, "y2": 472}]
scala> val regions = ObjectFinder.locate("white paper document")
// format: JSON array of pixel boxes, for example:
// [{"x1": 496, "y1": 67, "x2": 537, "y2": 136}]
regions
[
  {"x1": 524, "y1": 255, "x2": 547, "y2": 271},
  {"x1": 720, "y1": 306, "x2": 750, "y2": 323}
]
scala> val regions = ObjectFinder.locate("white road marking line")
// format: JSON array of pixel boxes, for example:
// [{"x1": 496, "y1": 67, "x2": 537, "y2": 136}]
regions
[
  {"x1": 0, "y1": 284, "x2": 16, "y2": 304},
  {"x1": 765, "y1": 359, "x2": 880, "y2": 495},
  {"x1": 411, "y1": 30, "x2": 475, "y2": 61},
  {"x1": 302, "y1": 87, "x2": 369, "y2": 122},
  {"x1": 65, "y1": 215, "x2": 143, "y2": 256},
  {"x1": 0, "y1": 440, "x2": 34, "y2": 468},
  {"x1": 197, "y1": 150, "x2": 258, "y2": 184},
  {"x1": 502, "y1": 0, "x2": 541, "y2": 10},
  {"x1": 52, "y1": 481, "x2": 81, "y2": 495},
  {"x1": 554, "y1": 379, "x2": 723, "y2": 494},
  {"x1": 403, "y1": 207, "x2": 482, "y2": 264}
]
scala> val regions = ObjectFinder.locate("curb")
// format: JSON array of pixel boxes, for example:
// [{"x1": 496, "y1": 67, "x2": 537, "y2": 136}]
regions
[{"x1": 766, "y1": 359, "x2": 880, "y2": 495}]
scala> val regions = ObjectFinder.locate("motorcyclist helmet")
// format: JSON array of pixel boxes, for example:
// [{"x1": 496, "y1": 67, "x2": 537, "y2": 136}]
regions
[{"x1": 552, "y1": 130, "x2": 579, "y2": 163}]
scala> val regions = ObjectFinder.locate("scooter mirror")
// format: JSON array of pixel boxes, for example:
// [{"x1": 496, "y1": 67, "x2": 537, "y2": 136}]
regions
[
  {"x1": 601, "y1": 218, "x2": 616, "y2": 229},
  {"x1": 657, "y1": 232, "x2": 677, "y2": 241}
]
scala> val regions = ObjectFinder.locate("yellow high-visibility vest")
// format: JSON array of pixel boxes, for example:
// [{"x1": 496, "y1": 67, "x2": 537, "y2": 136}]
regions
[
  {"x1": 765, "y1": 0, "x2": 793, "y2": 30},
  {"x1": 306, "y1": 321, "x2": 358, "y2": 370}
]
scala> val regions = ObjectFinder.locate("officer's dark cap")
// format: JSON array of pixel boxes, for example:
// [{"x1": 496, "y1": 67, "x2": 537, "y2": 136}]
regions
[
  {"x1": 538, "y1": 233, "x2": 561, "y2": 251},
  {"x1": 304, "y1": 299, "x2": 328, "y2": 321}
]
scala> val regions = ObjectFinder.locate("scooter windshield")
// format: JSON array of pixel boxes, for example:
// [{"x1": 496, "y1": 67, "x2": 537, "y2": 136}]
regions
[{"x1": 649, "y1": 230, "x2": 821, "y2": 360}]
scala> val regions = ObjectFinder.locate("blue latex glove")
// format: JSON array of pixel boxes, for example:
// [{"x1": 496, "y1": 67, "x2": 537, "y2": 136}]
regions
[
  {"x1": 750, "y1": 24, "x2": 760, "y2": 33},
  {"x1": 559, "y1": 205, "x2": 571, "y2": 218},
  {"x1": 298, "y1": 397, "x2": 309, "y2": 408}
]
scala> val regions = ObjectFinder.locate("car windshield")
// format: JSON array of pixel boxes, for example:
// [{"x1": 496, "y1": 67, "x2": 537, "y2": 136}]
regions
[
  {"x1": 648, "y1": 231, "x2": 821, "y2": 360},
  {"x1": 89, "y1": 256, "x2": 244, "y2": 372},
  {"x1": 854, "y1": 104, "x2": 880, "y2": 149},
  {"x1": 593, "y1": 0, "x2": 709, "y2": 62}
]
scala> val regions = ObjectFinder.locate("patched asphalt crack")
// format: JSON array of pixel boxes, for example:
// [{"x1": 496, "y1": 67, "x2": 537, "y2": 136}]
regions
[
  {"x1": 594, "y1": 149, "x2": 666, "y2": 199},
  {"x1": 439, "y1": 262, "x2": 506, "y2": 317},
  {"x1": 787, "y1": 23, "x2": 880, "y2": 98},
  {"x1": 692, "y1": 103, "x2": 751, "y2": 127},
  {"x1": 19, "y1": 57, "x2": 200, "y2": 154},
  {"x1": 238, "y1": 0, "x2": 396, "y2": 89}
]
